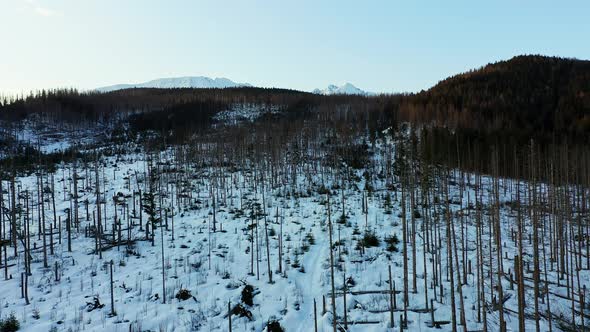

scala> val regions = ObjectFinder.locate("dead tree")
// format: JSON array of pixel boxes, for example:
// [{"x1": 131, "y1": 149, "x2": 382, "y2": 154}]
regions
[
  {"x1": 95, "y1": 157, "x2": 103, "y2": 259},
  {"x1": 327, "y1": 194, "x2": 337, "y2": 332}
]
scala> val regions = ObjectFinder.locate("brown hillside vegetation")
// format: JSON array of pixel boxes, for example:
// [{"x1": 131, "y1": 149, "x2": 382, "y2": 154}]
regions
[{"x1": 400, "y1": 55, "x2": 590, "y2": 142}]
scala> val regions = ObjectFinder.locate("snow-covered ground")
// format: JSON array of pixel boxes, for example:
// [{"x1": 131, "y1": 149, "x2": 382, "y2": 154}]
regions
[
  {"x1": 0, "y1": 136, "x2": 588, "y2": 332},
  {"x1": 213, "y1": 103, "x2": 283, "y2": 126},
  {"x1": 0, "y1": 117, "x2": 108, "y2": 155}
]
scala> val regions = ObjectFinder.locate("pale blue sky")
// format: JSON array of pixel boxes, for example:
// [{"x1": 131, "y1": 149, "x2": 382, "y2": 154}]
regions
[{"x1": 1, "y1": 0, "x2": 588, "y2": 94}]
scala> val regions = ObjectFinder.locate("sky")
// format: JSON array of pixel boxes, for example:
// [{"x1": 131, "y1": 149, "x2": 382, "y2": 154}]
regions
[{"x1": 0, "y1": 0, "x2": 589, "y2": 95}]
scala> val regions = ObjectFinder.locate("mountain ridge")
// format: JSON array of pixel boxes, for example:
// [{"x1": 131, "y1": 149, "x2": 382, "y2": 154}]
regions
[
  {"x1": 312, "y1": 83, "x2": 369, "y2": 95},
  {"x1": 96, "y1": 76, "x2": 252, "y2": 92}
]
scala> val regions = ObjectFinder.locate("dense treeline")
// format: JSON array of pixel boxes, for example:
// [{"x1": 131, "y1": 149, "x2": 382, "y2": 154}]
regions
[
  {"x1": 0, "y1": 87, "x2": 369, "y2": 124},
  {"x1": 129, "y1": 99, "x2": 226, "y2": 137},
  {"x1": 417, "y1": 125, "x2": 590, "y2": 184}
]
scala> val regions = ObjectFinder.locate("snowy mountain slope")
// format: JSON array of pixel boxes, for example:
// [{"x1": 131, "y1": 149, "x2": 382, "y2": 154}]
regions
[
  {"x1": 312, "y1": 83, "x2": 369, "y2": 95},
  {"x1": 96, "y1": 76, "x2": 252, "y2": 92}
]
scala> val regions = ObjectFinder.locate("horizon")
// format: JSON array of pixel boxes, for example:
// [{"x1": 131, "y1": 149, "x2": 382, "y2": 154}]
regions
[
  {"x1": 1, "y1": 0, "x2": 589, "y2": 95},
  {"x1": 3, "y1": 54, "x2": 587, "y2": 97}
]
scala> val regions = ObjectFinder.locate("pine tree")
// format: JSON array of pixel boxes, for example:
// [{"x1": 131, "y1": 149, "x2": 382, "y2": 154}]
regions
[{"x1": 142, "y1": 169, "x2": 160, "y2": 246}]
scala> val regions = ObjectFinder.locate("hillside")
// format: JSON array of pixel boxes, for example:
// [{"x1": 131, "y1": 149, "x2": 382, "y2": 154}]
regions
[{"x1": 400, "y1": 55, "x2": 590, "y2": 140}]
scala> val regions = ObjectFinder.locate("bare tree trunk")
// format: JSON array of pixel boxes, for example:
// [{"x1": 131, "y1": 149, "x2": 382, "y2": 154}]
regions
[
  {"x1": 389, "y1": 265, "x2": 395, "y2": 328},
  {"x1": 411, "y1": 177, "x2": 417, "y2": 294},
  {"x1": 11, "y1": 168, "x2": 17, "y2": 257},
  {"x1": 262, "y1": 184, "x2": 272, "y2": 284},
  {"x1": 0, "y1": 180, "x2": 3, "y2": 276},
  {"x1": 402, "y1": 181, "x2": 409, "y2": 326},
  {"x1": 161, "y1": 217, "x2": 166, "y2": 304},
  {"x1": 327, "y1": 194, "x2": 337, "y2": 332},
  {"x1": 343, "y1": 264, "x2": 347, "y2": 330},
  {"x1": 531, "y1": 143, "x2": 540, "y2": 332},
  {"x1": 516, "y1": 161, "x2": 526, "y2": 332},
  {"x1": 95, "y1": 158, "x2": 102, "y2": 259},
  {"x1": 445, "y1": 176, "x2": 457, "y2": 332},
  {"x1": 451, "y1": 207, "x2": 467, "y2": 332},
  {"x1": 73, "y1": 162, "x2": 79, "y2": 234},
  {"x1": 110, "y1": 260, "x2": 116, "y2": 315},
  {"x1": 40, "y1": 173, "x2": 48, "y2": 268},
  {"x1": 277, "y1": 207, "x2": 282, "y2": 275}
]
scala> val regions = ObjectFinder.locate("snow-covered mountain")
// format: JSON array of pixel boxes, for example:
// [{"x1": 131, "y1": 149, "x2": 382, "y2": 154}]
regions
[
  {"x1": 96, "y1": 76, "x2": 252, "y2": 92},
  {"x1": 312, "y1": 83, "x2": 369, "y2": 95}
]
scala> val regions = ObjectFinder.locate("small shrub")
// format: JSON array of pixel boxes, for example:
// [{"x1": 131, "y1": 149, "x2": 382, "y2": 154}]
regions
[
  {"x1": 385, "y1": 234, "x2": 400, "y2": 252},
  {"x1": 306, "y1": 232, "x2": 315, "y2": 245},
  {"x1": 241, "y1": 285, "x2": 255, "y2": 306},
  {"x1": 413, "y1": 209, "x2": 421, "y2": 218},
  {"x1": 226, "y1": 281, "x2": 241, "y2": 290},
  {"x1": 0, "y1": 313, "x2": 20, "y2": 332},
  {"x1": 266, "y1": 320, "x2": 284, "y2": 332},
  {"x1": 317, "y1": 185, "x2": 330, "y2": 195},
  {"x1": 175, "y1": 288, "x2": 192, "y2": 301},
  {"x1": 230, "y1": 304, "x2": 253, "y2": 320},
  {"x1": 190, "y1": 311, "x2": 207, "y2": 330},
  {"x1": 346, "y1": 276, "x2": 356, "y2": 287},
  {"x1": 32, "y1": 308, "x2": 40, "y2": 320},
  {"x1": 383, "y1": 193, "x2": 392, "y2": 214},
  {"x1": 361, "y1": 231, "x2": 380, "y2": 247}
]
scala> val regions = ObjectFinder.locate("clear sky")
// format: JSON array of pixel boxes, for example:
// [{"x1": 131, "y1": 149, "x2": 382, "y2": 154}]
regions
[{"x1": 1, "y1": 0, "x2": 589, "y2": 94}]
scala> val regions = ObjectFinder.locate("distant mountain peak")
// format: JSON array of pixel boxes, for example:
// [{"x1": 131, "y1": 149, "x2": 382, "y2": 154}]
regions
[
  {"x1": 312, "y1": 83, "x2": 369, "y2": 95},
  {"x1": 96, "y1": 76, "x2": 252, "y2": 92}
]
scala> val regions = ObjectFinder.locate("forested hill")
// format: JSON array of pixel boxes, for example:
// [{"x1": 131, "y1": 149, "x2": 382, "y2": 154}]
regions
[{"x1": 400, "y1": 55, "x2": 590, "y2": 141}]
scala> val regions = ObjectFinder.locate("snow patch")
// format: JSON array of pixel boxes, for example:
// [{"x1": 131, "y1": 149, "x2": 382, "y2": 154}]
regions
[
  {"x1": 213, "y1": 103, "x2": 282, "y2": 125},
  {"x1": 312, "y1": 83, "x2": 370, "y2": 95}
]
